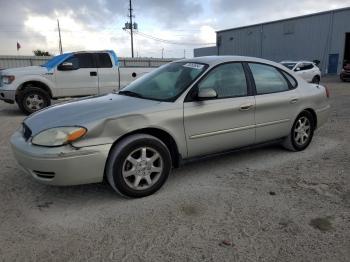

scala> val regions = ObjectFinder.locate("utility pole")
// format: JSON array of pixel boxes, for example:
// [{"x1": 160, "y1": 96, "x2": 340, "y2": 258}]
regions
[
  {"x1": 123, "y1": 0, "x2": 137, "y2": 58},
  {"x1": 161, "y1": 48, "x2": 164, "y2": 59},
  {"x1": 57, "y1": 19, "x2": 63, "y2": 54},
  {"x1": 183, "y1": 49, "x2": 186, "y2": 58},
  {"x1": 129, "y1": 0, "x2": 134, "y2": 58}
]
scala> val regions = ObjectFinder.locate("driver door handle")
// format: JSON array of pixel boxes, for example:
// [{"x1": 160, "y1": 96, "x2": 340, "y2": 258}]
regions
[{"x1": 90, "y1": 71, "x2": 97, "y2": 76}]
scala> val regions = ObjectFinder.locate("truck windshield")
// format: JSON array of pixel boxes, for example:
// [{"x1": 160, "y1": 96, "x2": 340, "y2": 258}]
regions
[{"x1": 119, "y1": 62, "x2": 208, "y2": 102}]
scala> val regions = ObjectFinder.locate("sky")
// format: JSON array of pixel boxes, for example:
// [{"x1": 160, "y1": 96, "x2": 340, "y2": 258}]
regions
[{"x1": 0, "y1": 0, "x2": 349, "y2": 58}]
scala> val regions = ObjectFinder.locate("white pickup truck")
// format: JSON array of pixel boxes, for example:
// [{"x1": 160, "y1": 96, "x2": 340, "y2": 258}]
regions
[{"x1": 0, "y1": 50, "x2": 154, "y2": 114}]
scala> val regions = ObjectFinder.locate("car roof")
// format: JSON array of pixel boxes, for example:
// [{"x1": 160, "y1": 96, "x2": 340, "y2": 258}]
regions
[{"x1": 177, "y1": 56, "x2": 287, "y2": 69}]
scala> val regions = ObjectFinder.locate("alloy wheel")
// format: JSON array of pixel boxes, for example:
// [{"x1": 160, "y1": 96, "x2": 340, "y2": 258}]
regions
[
  {"x1": 293, "y1": 116, "x2": 311, "y2": 146},
  {"x1": 121, "y1": 147, "x2": 163, "y2": 190}
]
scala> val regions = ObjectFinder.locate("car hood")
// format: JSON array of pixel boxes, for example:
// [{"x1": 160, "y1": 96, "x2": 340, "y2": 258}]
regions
[
  {"x1": 1, "y1": 66, "x2": 48, "y2": 76},
  {"x1": 24, "y1": 93, "x2": 161, "y2": 135}
]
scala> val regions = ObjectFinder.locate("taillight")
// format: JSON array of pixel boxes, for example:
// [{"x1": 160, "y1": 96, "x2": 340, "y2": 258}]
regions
[{"x1": 324, "y1": 85, "x2": 330, "y2": 98}]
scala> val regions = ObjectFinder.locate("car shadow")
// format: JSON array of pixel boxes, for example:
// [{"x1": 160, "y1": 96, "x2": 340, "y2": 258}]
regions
[
  {"x1": 0, "y1": 106, "x2": 24, "y2": 117},
  {"x1": 15, "y1": 135, "x2": 333, "y2": 208},
  {"x1": 21, "y1": 142, "x2": 285, "y2": 203},
  {"x1": 168, "y1": 143, "x2": 283, "y2": 182}
]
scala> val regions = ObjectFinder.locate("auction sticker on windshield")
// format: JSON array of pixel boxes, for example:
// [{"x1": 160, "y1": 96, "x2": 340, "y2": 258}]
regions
[{"x1": 183, "y1": 63, "x2": 204, "y2": 70}]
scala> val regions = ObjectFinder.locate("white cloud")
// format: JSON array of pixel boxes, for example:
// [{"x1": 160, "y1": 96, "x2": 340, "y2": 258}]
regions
[{"x1": 1, "y1": 0, "x2": 349, "y2": 58}]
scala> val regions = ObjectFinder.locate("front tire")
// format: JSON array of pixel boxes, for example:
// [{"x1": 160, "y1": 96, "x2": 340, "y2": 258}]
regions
[
  {"x1": 106, "y1": 134, "x2": 172, "y2": 198},
  {"x1": 17, "y1": 87, "x2": 51, "y2": 115},
  {"x1": 282, "y1": 111, "x2": 315, "y2": 151}
]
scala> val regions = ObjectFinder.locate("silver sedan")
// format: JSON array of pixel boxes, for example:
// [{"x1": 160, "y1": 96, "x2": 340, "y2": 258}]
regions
[{"x1": 11, "y1": 56, "x2": 330, "y2": 198}]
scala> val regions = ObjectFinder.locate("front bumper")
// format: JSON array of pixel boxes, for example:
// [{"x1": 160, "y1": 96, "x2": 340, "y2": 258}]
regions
[
  {"x1": 0, "y1": 89, "x2": 16, "y2": 103},
  {"x1": 10, "y1": 130, "x2": 112, "y2": 186}
]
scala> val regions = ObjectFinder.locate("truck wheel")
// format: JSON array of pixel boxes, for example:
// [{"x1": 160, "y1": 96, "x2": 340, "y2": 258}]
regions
[
  {"x1": 106, "y1": 134, "x2": 172, "y2": 198},
  {"x1": 17, "y1": 87, "x2": 51, "y2": 115}
]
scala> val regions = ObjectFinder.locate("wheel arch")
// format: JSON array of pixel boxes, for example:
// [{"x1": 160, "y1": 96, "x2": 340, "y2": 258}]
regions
[
  {"x1": 105, "y1": 127, "x2": 182, "y2": 175},
  {"x1": 16, "y1": 81, "x2": 53, "y2": 99},
  {"x1": 299, "y1": 108, "x2": 318, "y2": 129}
]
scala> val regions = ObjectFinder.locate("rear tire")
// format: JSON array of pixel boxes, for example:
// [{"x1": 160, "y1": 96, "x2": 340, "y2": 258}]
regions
[
  {"x1": 282, "y1": 111, "x2": 315, "y2": 151},
  {"x1": 17, "y1": 87, "x2": 51, "y2": 115},
  {"x1": 311, "y1": 75, "x2": 320, "y2": 84},
  {"x1": 106, "y1": 134, "x2": 172, "y2": 198}
]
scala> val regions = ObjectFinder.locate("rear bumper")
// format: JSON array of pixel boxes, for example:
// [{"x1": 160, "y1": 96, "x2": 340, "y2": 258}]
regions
[
  {"x1": 10, "y1": 130, "x2": 112, "y2": 186},
  {"x1": 0, "y1": 89, "x2": 16, "y2": 103}
]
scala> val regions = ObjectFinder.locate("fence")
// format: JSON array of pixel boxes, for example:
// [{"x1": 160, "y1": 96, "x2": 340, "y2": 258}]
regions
[{"x1": 0, "y1": 56, "x2": 177, "y2": 69}]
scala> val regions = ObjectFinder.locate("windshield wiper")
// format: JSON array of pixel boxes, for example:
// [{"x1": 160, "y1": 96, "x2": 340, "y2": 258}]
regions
[{"x1": 118, "y1": 90, "x2": 144, "y2": 98}]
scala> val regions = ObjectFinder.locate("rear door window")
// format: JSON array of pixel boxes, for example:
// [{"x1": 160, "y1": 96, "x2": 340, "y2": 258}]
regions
[
  {"x1": 97, "y1": 53, "x2": 113, "y2": 68},
  {"x1": 75, "y1": 53, "x2": 95, "y2": 68},
  {"x1": 281, "y1": 71, "x2": 297, "y2": 89},
  {"x1": 249, "y1": 63, "x2": 290, "y2": 94}
]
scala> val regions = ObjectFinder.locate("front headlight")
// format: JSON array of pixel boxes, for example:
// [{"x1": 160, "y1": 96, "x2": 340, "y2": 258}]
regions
[
  {"x1": 31, "y1": 127, "x2": 87, "y2": 147},
  {"x1": 2, "y1": 75, "x2": 15, "y2": 84}
]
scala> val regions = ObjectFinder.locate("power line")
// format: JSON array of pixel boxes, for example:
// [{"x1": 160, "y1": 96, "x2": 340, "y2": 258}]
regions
[{"x1": 134, "y1": 31, "x2": 215, "y2": 46}]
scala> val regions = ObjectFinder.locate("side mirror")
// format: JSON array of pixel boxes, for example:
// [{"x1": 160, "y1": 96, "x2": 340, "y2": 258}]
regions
[
  {"x1": 57, "y1": 62, "x2": 78, "y2": 71},
  {"x1": 197, "y1": 88, "x2": 217, "y2": 100},
  {"x1": 295, "y1": 67, "x2": 301, "y2": 71}
]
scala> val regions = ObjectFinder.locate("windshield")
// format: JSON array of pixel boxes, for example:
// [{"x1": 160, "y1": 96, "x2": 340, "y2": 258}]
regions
[
  {"x1": 119, "y1": 62, "x2": 208, "y2": 102},
  {"x1": 281, "y1": 62, "x2": 296, "y2": 70}
]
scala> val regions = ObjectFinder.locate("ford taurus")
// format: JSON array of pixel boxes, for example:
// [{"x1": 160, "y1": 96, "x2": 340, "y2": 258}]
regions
[{"x1": 11, "y1": 56, "x2": 330, "y2": 198}]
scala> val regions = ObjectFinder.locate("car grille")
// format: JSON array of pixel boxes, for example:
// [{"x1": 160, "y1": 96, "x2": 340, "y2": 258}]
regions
[{"x1": 22, "y1": 123, "x2": 32, "y2": 141}]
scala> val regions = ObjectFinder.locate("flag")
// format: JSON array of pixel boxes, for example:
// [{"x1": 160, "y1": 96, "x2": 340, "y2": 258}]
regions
[{"x1": 16, "y1": 42, "x2": 21, "y2": 51}]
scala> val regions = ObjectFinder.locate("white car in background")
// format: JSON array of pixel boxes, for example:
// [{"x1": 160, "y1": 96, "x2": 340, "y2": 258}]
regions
[{"x1": 280, "y1": 61, "x2": 321, "y2": 83}]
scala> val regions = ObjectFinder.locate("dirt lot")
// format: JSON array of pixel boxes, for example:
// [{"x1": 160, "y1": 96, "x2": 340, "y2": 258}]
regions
[{"x1": 0, "y1": 77, "x2": 349, "y2": 261}]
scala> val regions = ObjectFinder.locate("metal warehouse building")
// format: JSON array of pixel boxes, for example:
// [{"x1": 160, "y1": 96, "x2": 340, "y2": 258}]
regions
[{"x1": 194, "y1": 7, "x2": 350, "y2": 75}]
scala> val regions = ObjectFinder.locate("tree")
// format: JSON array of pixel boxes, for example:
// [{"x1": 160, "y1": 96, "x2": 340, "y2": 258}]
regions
[{"x1": 33, "y1": 50, "x2": 52, "y2": 56}]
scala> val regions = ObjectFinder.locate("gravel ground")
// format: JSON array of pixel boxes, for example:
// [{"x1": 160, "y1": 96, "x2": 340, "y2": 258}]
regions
[{"x1": 0, "y1": 77, "x2": 349, "y2": 262}]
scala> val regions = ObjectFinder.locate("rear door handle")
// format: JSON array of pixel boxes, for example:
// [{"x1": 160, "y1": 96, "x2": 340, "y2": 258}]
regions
[
  {"x1": 290, "y1": 98, "x2": 299, "y2": 104},
  {"x1": 240, "y1": 103, "x2": 254, "y2": 111},
  {"x1": 90, "y1": 71, "x2": 97, "y2": 76}
]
